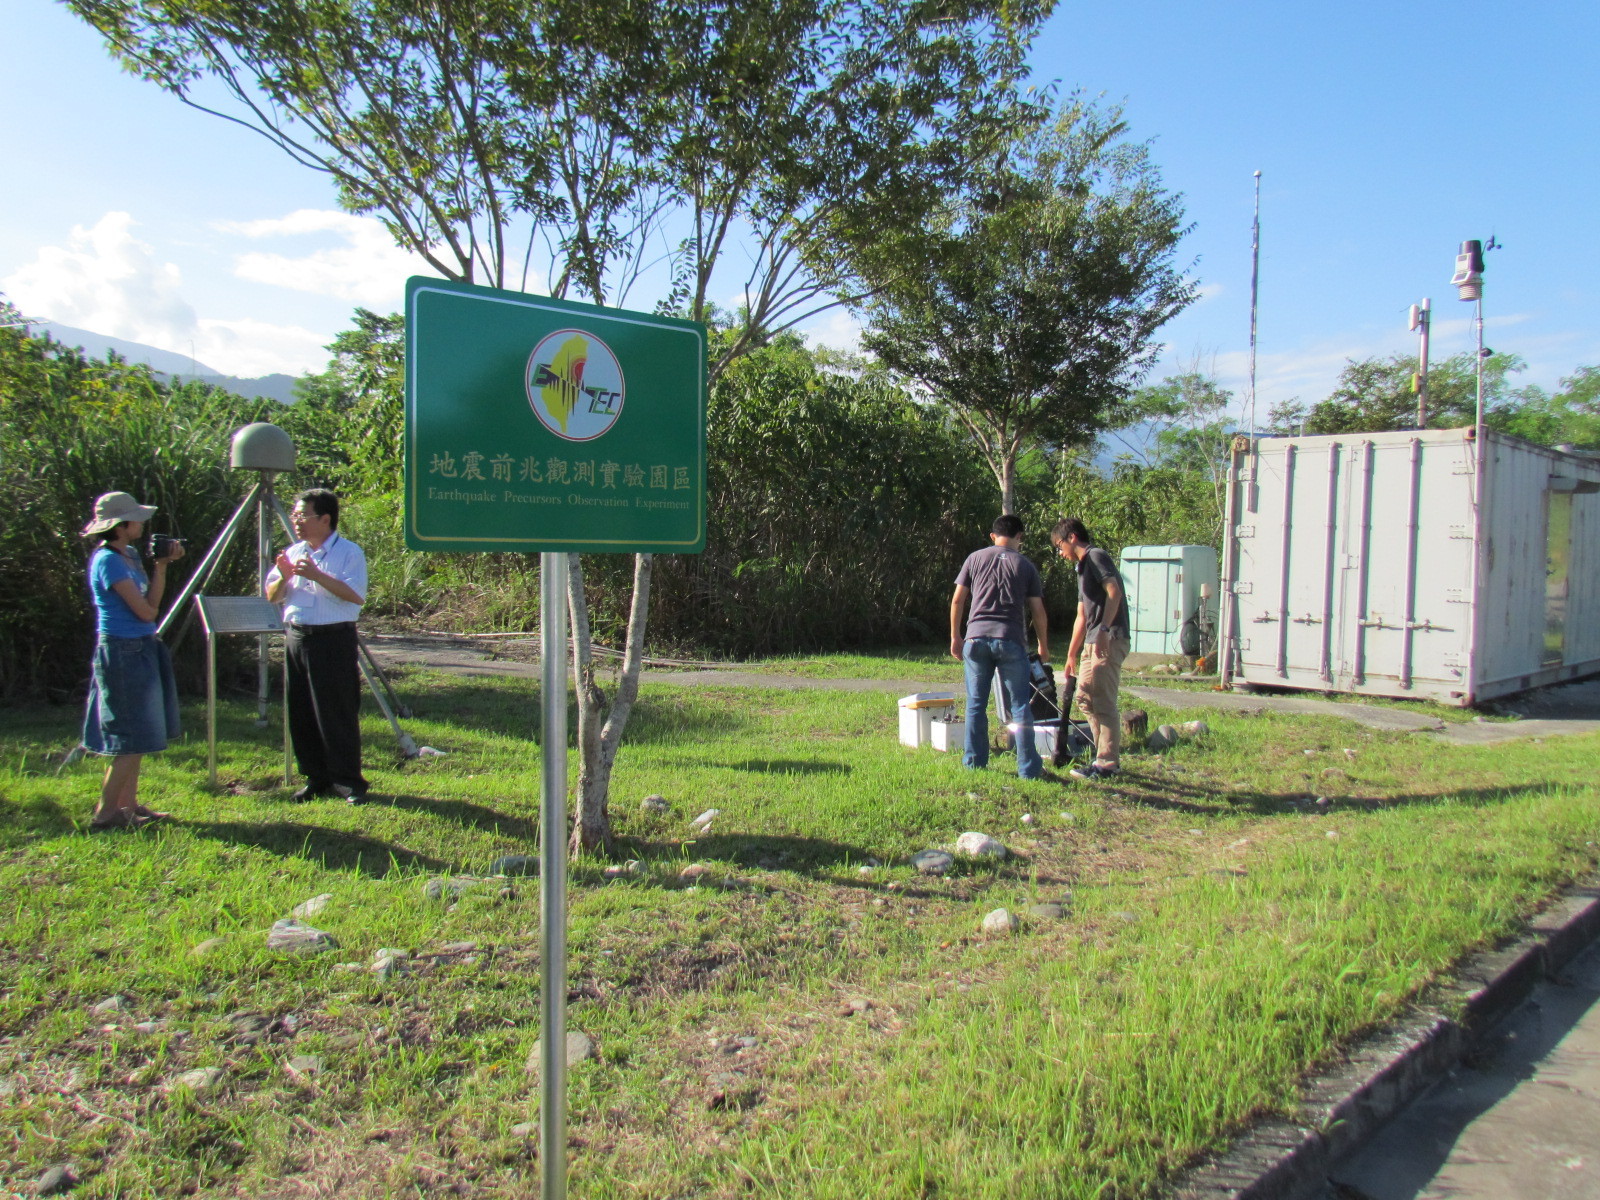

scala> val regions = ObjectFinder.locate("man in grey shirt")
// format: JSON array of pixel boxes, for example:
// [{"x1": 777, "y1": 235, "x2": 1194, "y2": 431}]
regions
[{"x1": 950, "y1": 514, "x2": 1050, "y2": 779}]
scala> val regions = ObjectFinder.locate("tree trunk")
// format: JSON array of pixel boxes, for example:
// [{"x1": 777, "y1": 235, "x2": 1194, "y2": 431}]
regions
[
  {"x1": 566, "y1": 551, "x2": 653, "y2": 858},
  {"x1": 999, "y1": 452, "x2": 1018, "y2": 516}
]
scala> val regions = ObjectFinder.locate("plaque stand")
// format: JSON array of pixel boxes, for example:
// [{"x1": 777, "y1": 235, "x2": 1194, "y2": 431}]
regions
[{"x1": 194, "y1": 595, "x2": 289, "y2": 787}]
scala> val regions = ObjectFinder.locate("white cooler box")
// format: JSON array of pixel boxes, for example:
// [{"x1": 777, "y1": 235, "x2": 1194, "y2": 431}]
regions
[
  {"x1": 1004, "y1": 718, "x2": 1089, "y2": 760},
  {"x1": 929, "y1": 715, "x2": 966, "y2": 752},
  {"x1": 898, "y1": 692, "x2": 958, "y2": 748}
]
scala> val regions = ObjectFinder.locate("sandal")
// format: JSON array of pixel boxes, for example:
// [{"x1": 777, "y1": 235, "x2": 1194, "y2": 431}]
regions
[
  {"x1": 89, "y1": 810, "x2": 135, "y2": 831},
  {"x1": 135, "y1": 806, "x2": 170, "y2": 822}
]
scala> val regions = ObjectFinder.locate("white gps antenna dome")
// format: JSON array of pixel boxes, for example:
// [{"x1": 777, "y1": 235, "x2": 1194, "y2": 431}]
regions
[{"x1": 230, "y1": 422, "x2": 296, "y2": 472}]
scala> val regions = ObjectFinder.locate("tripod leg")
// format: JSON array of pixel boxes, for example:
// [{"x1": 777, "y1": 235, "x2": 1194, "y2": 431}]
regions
[
  {"x1": 357, "y1": 634, "x2": 411, "y2": 718},
  {"x1": 358, "y1": 654, "x2": 419, "y2": 758},
  {"x1": 157, "y1": 481, "x2": 263, "y2": 641}
]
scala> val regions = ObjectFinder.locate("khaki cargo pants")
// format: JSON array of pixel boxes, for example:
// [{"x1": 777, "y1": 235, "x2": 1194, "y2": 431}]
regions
[{"x1": 1076, "y1": 635, "x2": 1130, "y2": 768}]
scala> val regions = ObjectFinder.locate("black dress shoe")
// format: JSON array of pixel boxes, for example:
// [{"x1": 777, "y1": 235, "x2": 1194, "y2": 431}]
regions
[
  {"x1": 291, "y1": 784, "x2": 327, "y2": 802},
  {"x1": 333, "y1": 784, "x2": 369, "y2": 805}
]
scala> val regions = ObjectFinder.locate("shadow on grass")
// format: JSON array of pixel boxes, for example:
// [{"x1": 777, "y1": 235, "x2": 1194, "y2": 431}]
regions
[
  {"x1": 1100, "y1": 770, "x2": 1571, "y2": 817},
  {"x1": 0, "y1": 794, "x2": 78, "y2": 846},
  {"x1": 382, "y1": 792, "x2": 534, "y2": 839},
  {"x1": 725, "y1": 758, "x2": 851, "y2": 776},
  {"x1": 624, "y1": 831, "x2": 876, "y2": 874},
  {"x1": 379, "y1": 681, "x2": 753, "y2": 745},
  {"x1": 183, "y1": 819, "x2": 453, "y2": 877}
]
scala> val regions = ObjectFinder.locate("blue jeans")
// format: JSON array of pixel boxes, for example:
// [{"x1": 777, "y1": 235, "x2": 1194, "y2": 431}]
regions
[{"x1": 962, "y1": 637, "x2": 1041, "y2": 779}]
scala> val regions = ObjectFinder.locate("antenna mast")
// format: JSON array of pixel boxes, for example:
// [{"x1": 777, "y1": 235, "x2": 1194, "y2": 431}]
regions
[{"x1": 1247, "y1": 170, "x2": 1261, "y2": 441}]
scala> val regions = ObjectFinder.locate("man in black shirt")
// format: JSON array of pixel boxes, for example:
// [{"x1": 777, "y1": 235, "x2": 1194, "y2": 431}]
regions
[{"x1": 1052, "y1": 517, "x2": 1129, "y2": 780}]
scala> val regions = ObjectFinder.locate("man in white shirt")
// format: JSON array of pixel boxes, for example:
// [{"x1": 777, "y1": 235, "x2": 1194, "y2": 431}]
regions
[{"x1": 265, "y1": 489, "x2": 370, "y2": 803}]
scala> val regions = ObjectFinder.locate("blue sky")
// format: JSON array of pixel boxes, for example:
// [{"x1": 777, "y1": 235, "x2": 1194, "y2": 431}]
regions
[{"x1": 4, "y1": 0, "x2": 1597, "y2": 415}]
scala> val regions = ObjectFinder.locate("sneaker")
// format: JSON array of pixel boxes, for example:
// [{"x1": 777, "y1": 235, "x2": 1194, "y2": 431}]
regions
[
  {"x1": 333, "y1": 784, "x2": 369, "y2": 805},
  {"x1": 1068, "y1": 763, "x2": 1119, "y2": 781}
]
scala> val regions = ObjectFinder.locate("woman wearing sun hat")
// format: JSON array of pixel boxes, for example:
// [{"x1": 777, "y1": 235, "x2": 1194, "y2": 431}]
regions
[{"x1": 80, "y1": 491, "x2": 185, "y2": 830}]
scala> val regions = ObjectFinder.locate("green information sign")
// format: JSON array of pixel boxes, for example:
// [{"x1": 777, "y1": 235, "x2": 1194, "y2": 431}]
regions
[{"x1": 405, "y1": 277, "x2": 706, "y2": 553}]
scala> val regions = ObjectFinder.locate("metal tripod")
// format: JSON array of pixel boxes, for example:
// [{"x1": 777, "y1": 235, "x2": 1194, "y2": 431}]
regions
[{"x1": 158, "y1": 472, "x2": 418, "y2": 758}]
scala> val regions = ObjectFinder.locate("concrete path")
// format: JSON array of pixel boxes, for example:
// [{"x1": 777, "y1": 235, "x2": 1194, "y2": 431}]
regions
[
  {"x1": 1321, "y1": 937, "x2": 1600, "y2": 1200},
  {"x1": 363, "y1": 634, "x2": 1600, "y2": 746}
]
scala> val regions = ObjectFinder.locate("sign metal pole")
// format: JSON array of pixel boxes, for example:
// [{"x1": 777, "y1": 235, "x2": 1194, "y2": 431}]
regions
[{"x1": 539, "y1": 551, "x2": 569, "y2": 1199}]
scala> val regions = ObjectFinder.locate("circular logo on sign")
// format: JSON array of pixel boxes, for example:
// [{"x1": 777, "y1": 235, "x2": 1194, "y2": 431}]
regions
[{"x1": 525, "y1": 329, "x2": 626, "y2": 442}]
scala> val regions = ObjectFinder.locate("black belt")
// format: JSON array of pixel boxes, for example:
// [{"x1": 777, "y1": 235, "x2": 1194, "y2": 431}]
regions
[{"x1": 287, "y1": 621, "x2": 355, "y2": 634}]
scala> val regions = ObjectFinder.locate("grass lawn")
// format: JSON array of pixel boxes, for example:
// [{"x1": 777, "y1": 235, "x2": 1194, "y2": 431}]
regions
[{"x1": 1, "y1": 659, "x2": 1597, "y2": 1198}]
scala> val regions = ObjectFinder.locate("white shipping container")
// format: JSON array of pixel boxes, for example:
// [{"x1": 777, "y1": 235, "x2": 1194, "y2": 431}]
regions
[{"x1": 1220, "y1": 427, "x2": 1600, "y2": 706}]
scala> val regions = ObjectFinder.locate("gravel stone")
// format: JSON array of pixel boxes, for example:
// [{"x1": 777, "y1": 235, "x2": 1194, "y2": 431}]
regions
[
  {"x1": 566, "y1": 1031, "x2": 597, "y2": 1067},
  {"x1": 910, "y1": 849, "x2": 953, "y2": 875},
  {"x1": 286, "y1": 1055, "x2": 324, "y2": 1078},
  {"x1": 690, "y1": 808, "x2": 720, "y2": 828},
  {"x1": 640, "y1": 794, "x2": 670, "y2": 813},
  {"x1": 170, "y1": 1067, "x2": 225, "y2": 1094},
  {"x1": 36, "y1": 1164, "x2": 78, "y2": 1195},
  {"x1": 266, "y1": 919, "x2": 338, "y2": 952},
  {"x1": 955, "y1": 831, "x2": 1007, "y2": 859},
  {"x1": 981, "y1": 908, "x2": 1019, "y2": 934},
  {"x1": 489, "y1": 856, "x2": 539, "y2": 877},
  {"x1": 1026, "y1": 902, "x2": 1066, "y2": 920},
  {"x1": 291, "y1": 893, "x2": 333, "y2": 918},
  {"x1": 91, "y1": 995, "x2": 128, "y2": 1015},
  {"x1": 424, "y1": 876, "x2": 484, "y2": 901}
]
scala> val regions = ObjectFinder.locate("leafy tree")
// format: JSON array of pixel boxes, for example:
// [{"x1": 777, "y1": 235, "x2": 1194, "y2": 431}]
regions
[
  {"x1": 1300, "y1": 350, "x2": 1521, "y2": 434},
  {"x1": 859, "y1": 100, "x2": 1195, "y2": 514},
  {"x1": 0, "y1": 320, "x2": 277, "y2": 698},
  {"x1": 70, "y1": 0, "x2": 1051, "y2": 854},
  {"x1": 1103, "y1": 369, "x2": 1234, "y2": 545},
  {"x1": 1494, "y1": 365, "x2": 1600, "y2": 448},
  {"x1": 292, "y1": 308, "x2": 406, "y2": 492}
]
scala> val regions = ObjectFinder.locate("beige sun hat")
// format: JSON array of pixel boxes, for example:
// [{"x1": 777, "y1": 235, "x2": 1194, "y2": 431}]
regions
[{"x1": 82, "y1": 491, "x2": 158, "y2": 537}]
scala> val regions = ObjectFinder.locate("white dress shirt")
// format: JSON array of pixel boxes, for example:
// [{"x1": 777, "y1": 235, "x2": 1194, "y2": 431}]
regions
[{"x1": 265, "y1": 531, "x2": 367, "y2": 625}]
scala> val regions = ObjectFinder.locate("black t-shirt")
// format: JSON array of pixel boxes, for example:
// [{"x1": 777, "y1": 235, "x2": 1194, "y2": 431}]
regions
[{"x1": 1077, "y1": 546, "x2": 1128, "y2": 636}]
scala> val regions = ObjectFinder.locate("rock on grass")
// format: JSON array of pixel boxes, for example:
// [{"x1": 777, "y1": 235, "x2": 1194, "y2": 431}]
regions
[
  {"x1": 982, "y1": 908, "x2": 1019, "y2": 934},
  {"x1": 266, "y1": 919, "x2": 337, "y2": 952},
  {"x1": 956, "y1": 832, "x2": 1007, "y2": 859}
]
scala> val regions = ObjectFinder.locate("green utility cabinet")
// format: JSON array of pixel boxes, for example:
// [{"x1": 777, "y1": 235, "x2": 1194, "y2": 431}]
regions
[{"x1": 1120, "y1": 544, "x2": 1219, "y2": 656}]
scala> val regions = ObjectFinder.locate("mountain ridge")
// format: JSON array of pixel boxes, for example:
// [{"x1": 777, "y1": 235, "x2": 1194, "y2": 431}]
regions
[{"x1": 34, "y1": 322, "x2": 303, "y2": 405}]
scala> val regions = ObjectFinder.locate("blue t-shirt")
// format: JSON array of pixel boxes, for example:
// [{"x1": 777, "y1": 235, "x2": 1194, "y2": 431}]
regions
[{"x1": 89, "y1": 545, "x2": 157, "y2": 638}]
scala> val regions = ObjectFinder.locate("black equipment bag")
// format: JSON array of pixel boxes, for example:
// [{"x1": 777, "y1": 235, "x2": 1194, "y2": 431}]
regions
[{"x1": 1027, "y1": 653, "x2": 1061, "y2": 721}]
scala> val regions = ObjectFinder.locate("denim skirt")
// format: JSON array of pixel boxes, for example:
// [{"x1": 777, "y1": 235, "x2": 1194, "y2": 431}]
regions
[{"x1": 82, "y1": 635, "x2": 181, "y2": 756}]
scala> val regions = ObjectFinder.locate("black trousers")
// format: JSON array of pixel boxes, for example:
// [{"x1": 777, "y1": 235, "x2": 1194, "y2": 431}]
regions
[{"x1": 285, "y1": 622, "x2": 367, "y2": 791}]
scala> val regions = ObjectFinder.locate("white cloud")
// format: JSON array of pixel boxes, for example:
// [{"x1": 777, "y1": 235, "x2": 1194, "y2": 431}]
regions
[
  {"x1": 220, "y1": 209, "x2": 429, "y2": 307},
  {"x1": 802, "y1": 309, "x2": 863, "y2": 354},
  {"x1": 2, "y1": 211, "x2": 332, "y2": 377},
  {"x1": 3, "y1": 211, "x2": 197, "y2": 346},
  {"x1": 1195, "y1": 282, "x2": 1225, "y2": 302},
  {"x1": 192, "y1": 318, "x2": 331, "y2": 379}
]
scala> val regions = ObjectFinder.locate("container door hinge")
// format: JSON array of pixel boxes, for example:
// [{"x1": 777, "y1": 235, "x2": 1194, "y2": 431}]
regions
[
  {"x1": 1449, "y1": 525, "x2": 1473, "y2": 539},
  {"x1": 1232, "y1": 581, "x2": 1254, "y2": 594},
  {"x1": 1445, "y1": 589, "x2": 1468, "y2": 604}
]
